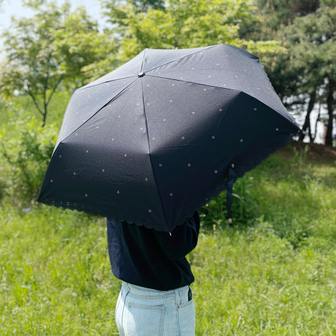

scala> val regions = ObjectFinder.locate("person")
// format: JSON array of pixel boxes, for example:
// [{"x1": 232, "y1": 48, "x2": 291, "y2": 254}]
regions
[{"x1": 106, "y1": 210, "x2": 200, "y2": 336}]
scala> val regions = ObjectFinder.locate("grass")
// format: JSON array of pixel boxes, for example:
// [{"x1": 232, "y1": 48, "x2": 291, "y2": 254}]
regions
[{"x1": 0, "y1": 118, "x2": 336, "y2": 334}]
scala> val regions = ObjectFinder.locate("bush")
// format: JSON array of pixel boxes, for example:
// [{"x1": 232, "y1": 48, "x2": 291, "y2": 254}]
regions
[
  {"x1": 200, "y1": 172, "x2": 259, "y2": 232},
  {"x1": 0, "y1": 116, "x2": 58, "y2": 207}
]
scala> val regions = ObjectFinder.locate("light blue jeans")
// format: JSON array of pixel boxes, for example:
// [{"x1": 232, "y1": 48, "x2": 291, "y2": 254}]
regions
[{"x1": 115, "y1": 281, "x2": 195, "y2": 335}]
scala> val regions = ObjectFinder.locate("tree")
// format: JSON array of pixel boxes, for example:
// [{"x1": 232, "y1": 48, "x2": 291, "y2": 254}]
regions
[
  {"x1": 102, "y1": 0, "x2": 165, "y2": 14},
  {"x1": 53, "y1": 6, "x2": 117, "y2": 89},
  {"x1": 280, "y1": 5, "x2": 335, "y2": 146},
  {"x1": 0, "y1": 1, "x2": 114, "y2": 127},
  {"x1": 255, "y1": 0, "x2": 336, "y2": 146},
  {"x1": 256, "y1": 0, "x2": 320, "y2": 28},
  {"x1": 100, "y1": 0, "x2": 284, "y2": 66}
]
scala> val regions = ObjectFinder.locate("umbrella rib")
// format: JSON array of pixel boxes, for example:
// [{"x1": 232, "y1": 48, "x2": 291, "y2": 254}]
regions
[
  {"x1": 56, "y1": 78, "x2": 138, "y2": 147},
  {"x1": 77, "y1": 75, "x2": 138, "y2": 91},
  {"x1": 144, "y1": 45, "x2": 216, "y2": 74},
  {"x1": 140, "y1": 79, "x2": 168, "y2": 230},
  {"x1": 146, "y1": 74, "x2": 238, "y2": 92}
]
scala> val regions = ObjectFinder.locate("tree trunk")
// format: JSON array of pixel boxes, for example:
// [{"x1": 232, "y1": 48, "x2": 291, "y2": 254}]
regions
[
  {"x1": 325, "y1": 78, "x2": 335, "y2": 147},
  {"x1": 42, "y1": 94, "x2": 48, "y2": 128},
  {"x1": 312, "y1": 103, "x2": 321, "y2": 142},
  {"x1": 299, "y1": 89, "x2": 316, "y2": 142},
  {"x1": 42, "y1": 107, "x2": 47, "y2": 128}
]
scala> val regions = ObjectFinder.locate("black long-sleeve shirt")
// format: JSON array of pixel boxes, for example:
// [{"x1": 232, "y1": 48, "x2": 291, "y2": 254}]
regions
[{"x1": 106, "y1": 211, "x2": 200, "y2": 290}]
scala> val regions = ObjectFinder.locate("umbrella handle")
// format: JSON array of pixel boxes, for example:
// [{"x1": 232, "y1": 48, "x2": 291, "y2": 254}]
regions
[
  {"x1": 225, "y1": 165, "x2": 236, "y2": 225},
  {"x1": 226, "y1": 178, "x2": 234, "y2": 224}
]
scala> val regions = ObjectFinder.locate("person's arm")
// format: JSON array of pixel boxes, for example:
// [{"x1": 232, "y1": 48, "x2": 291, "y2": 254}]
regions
[{"x1": 154, "y1": 211, "x2": 200, "y2": 260}]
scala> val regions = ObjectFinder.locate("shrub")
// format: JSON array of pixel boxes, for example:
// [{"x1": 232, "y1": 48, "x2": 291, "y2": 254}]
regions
[
  {"x1": 200, "y1": 173, "x2": 259, "y2": 232},
  {"x1": 0, "y1": 116, "x2": 58, "y2": 207}
]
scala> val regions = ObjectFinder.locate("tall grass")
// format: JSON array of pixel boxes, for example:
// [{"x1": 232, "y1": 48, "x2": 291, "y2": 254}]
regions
[{"x1": 0, "y1": 141, "x2": 335, "y2": 335}]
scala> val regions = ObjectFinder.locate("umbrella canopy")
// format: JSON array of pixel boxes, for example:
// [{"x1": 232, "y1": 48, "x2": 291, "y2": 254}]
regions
[{"x1": 37, "y1": 44, "x2": 301, "y2": 232}]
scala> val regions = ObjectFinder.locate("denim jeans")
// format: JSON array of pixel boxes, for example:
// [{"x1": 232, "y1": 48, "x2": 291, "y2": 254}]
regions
[{"x1": 115, "y1": 281, "x2": 195, "y2": 335}]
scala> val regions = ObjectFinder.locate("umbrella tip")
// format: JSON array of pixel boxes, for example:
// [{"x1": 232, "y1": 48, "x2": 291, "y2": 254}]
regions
[{"x1": 138, "y1": 72, "x2": 145, "y2": 77}]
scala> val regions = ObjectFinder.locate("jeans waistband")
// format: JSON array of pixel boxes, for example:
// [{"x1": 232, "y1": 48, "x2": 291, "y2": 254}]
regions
[{"x1": 121, "y1": 281, "x2": 191, "y2": 305}]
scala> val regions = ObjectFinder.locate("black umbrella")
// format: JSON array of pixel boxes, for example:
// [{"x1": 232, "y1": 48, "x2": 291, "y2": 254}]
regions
[{"x1": 37, "y1": 44, "x2": 301, "y2": 232}]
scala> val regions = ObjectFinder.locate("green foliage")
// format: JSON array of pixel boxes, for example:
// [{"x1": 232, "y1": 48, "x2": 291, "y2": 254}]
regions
[
  {"x1": 101, "y1": 0, "x2": 283, "y2": 66},
  {"x1": 102, "y1": 0, "x2": 165, "y2": 14},
  {"x1": 53, "y1": 6, "x2": 116, "y2": 89},
  {"x1": 255, "y1": 0, "x2": 320, "y2": 28},
  {"x1": 0, "y1": 116, "x2": 57, "y2": 206},
  {"x1": 283, "y1": 6, "x2": 336, "y2": 86}
]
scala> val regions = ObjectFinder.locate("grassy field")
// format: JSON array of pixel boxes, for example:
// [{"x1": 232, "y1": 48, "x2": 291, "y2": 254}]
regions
[{"x1": 0, "y1": 136, "x2": 336, "y2": 335}]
